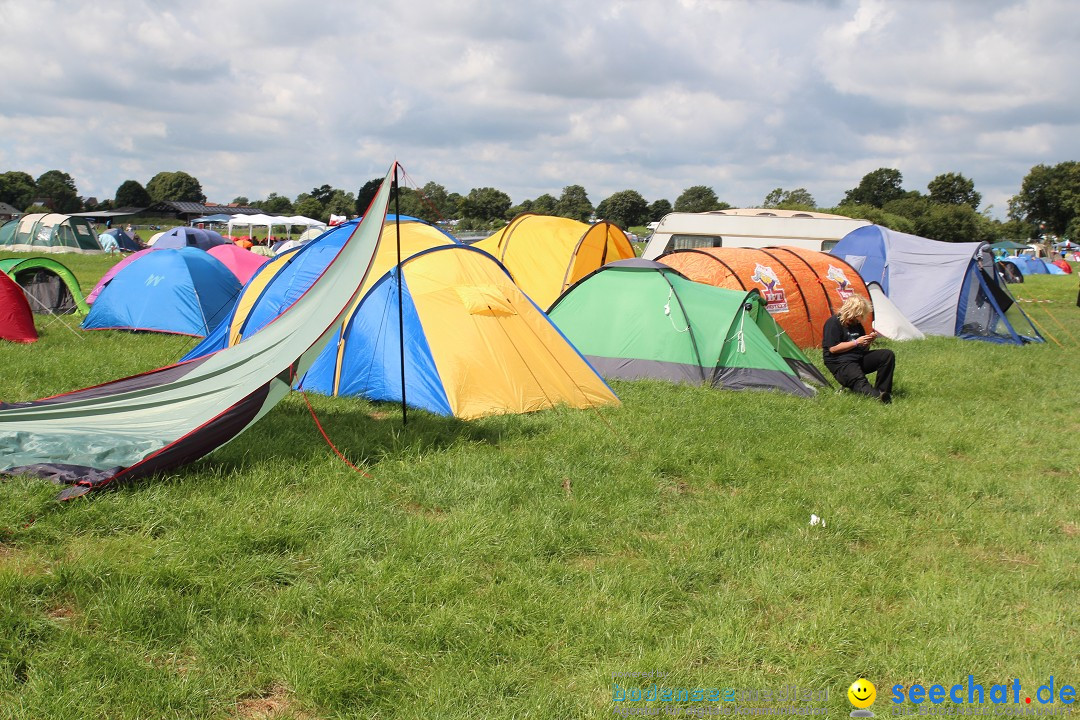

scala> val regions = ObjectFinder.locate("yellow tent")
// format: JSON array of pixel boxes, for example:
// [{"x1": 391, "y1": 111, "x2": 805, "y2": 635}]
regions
[{"x1": 476, "y1": 213, "x2": 635, "y2": 309}]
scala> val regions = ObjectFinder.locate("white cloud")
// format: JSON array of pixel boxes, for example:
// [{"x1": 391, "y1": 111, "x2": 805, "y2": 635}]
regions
[{"x1": 0, "y1": 0, "x2": 1076, "y2": 216}]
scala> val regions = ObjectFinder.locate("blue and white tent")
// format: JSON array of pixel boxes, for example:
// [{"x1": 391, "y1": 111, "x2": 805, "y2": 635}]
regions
[
  {"x1": 153, "y1": 226, "x2": 229, "y2": 251},
  {"x1": 82, "y1": 247, "x2": 241, "y2": 336},
  {"x1": 831, "y1": 225, "x2": 1042, "y2": 345}
]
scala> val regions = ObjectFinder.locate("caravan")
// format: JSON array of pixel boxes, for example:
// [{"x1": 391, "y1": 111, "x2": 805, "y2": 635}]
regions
[{"x1": 641, "y1": 210, "x2": 870, "y2": 260}]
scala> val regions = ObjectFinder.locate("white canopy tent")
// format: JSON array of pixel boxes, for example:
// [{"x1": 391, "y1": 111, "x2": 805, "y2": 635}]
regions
[{"x1": 226, "y1": 213, "x2": 325, "y2": 241}]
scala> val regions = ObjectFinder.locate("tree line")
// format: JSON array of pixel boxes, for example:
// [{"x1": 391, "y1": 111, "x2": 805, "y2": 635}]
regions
[{"x1": 2, "y1": 163, "x2": 1078, "y2": 243}]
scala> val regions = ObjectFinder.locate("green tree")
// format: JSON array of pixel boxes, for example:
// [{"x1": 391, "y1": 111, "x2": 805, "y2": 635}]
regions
[
  {"x1": 914, "y1": 203, "x2": 983, "y2": 243},
  {"x1": 309, "y1": 184, "x2": 335, "y2": 206},
  {"x1": 554, "y1": 185, "x2": 593, "y2": 222},
  {"x1": 231, "y1": 196, "x2": 250, "y2": 205},
  {"x1": 840, "y1": 168, "x2": 905, "y2": 208},
  {"x1": 146, "y1": 171, "x2": 205, "y2": 203},
  {"x1": 532, "y1": 193, "x2": 558, "y2": 216},
  {"x1": 648, "y1": 199, "x2": 672, "y2": 221},
  {"x1": 405, "y1": 182, "x2": 454, "y2": 223},
  {"x1": 927, "y1": 172, "x2": 981, "y2": 209},
  {"x1": 595, "y1": 190, "x2": 649, "y2": 229},
  {"x1": 355, "y1": 178, "x2": 383, "y2": 215},
  {"x1": 293, "y1": 195, "x2": 323, "y2": 220},
  {"x1": 36, "y1": 170, "x2": 81, "y2": 212},
  {"x1": 0, "y1": 171, "x2": 38, "y2": 210},
  {"x1": 257, "y1": 192, "x2": 293, "y2": 214},
  {"x1": 826, "y1": 204, "x2": 917, "y2": 234},
  {"x1": 324, "y1": 190, "x2": 356, "y2": 221},
  {"x1": 114, "y1": 180, "x2": 151, "y2": 208},
  {"x1": 1008, "y1": 161, "x2": 1080, "y2": 237},
  {"x1": 460, "y1": 187, "x2": 512, "y2": 222},
  {"x1": 763, "y1": 187, "x2": 816, "y2": 209},
  {"x1": 674, "y1": 186, "x2": 726, "y2": 213}
]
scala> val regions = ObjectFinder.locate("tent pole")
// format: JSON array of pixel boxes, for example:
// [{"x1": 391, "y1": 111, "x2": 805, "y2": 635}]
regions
[{"x1": 394, "y1": 164, "x2": 407, "y2": 426}]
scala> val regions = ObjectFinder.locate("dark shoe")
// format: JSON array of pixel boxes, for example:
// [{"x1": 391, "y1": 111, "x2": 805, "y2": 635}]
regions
[{"x1": 880, "y1": 392, "x2": 892, "y2": 404}]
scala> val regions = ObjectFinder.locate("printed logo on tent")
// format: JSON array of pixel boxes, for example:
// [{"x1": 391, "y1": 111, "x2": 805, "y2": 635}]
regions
[
  {"x1": 145, "y1": 274, "x2": 165, "y2": 287},
  {"x1": 750, "y1": 263, "x2": 788, "y2": 314},
  {"x1": 826, "y1": 265, "x2": 855, "y2": 300}
]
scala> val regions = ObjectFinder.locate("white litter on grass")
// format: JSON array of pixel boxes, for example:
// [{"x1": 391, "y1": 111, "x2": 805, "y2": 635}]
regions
[{"x1": 809, "y1": 514, "x2": 826, "y2": 527}]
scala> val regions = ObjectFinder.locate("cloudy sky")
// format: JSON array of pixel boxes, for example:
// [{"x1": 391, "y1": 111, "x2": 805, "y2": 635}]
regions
[{"x1": 1, "y1": 0, "x2": 1077, "y2": 217}]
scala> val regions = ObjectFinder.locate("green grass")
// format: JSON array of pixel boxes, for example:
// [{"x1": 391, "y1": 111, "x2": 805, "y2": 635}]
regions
[{"x1": 1, "y1": 253, "x2": 1078, "y2": 719}]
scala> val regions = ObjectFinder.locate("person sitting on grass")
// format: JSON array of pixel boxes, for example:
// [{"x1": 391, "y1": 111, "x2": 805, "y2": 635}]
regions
[{"x1": 822, "y1": 295, "x2": 895, "y2": 404}]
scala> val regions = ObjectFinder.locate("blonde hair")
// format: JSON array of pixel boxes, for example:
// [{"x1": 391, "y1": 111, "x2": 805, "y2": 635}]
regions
[{"x1": 837, "y1": 295, "x2": 872, "y2": 325}]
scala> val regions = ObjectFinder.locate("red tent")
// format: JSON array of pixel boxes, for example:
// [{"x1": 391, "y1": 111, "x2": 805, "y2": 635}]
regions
[
  {"x1": 208, "y1": 244, "x2": 269, "y2": 284},
  {"x1": 1051, "y1": 259, "x2": 1073, "y2": 274},
  {"x1": 0, "y1": 271, "x2": 37, "y2": 343}
]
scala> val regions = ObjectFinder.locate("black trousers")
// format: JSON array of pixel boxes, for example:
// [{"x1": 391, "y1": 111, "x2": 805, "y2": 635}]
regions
[{"x1": 826, "y1": 349, "x2": 895, "y2": 398}]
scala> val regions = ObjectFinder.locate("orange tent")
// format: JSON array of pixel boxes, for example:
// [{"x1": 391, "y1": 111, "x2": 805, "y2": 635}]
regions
[{"x1": 658, "y1": 246, "x2": 870, "y2": 348}]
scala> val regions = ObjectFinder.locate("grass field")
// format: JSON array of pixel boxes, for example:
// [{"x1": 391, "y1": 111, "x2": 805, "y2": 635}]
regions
[{"x1": 1, "y1": 252, "x2": 1078, "y2": 719}]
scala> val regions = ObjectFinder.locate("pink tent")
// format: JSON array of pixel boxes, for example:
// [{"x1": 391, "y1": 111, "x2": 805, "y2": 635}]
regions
[
  {"x1": 87, "y1": 248, "x2": 157, "y2": 303},
  {"x1": 208, "y1": 244, "x2": 269, "y2": 284}
]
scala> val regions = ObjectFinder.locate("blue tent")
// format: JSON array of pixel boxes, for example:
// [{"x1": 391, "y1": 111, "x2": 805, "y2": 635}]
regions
[
  {"x1": 100, "y1": 228, "x2": 142, "y2": 252},
  {"x1": 831, "y1": 225, "x2": 1041, "y2": 344},
  {"x1": 154, "y1": 226, "x2": 229, "y2": 250},
  {"x1": 82, "y1": 247, "x2": 241, "y2": 336},
  {"x1": 1001, "y1": 255, "x2": 1049, "y2": 276}
]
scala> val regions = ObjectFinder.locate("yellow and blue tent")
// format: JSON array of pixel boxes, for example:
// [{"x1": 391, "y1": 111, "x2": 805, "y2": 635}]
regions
[{"x1": 475, "y1": 213, "x2": 635, "y2": 309}]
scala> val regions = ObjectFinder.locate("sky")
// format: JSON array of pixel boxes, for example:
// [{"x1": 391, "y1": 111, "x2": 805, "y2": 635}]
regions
[{"x1": 1, "y1": 0, "x2": 1078, "y2": 219}]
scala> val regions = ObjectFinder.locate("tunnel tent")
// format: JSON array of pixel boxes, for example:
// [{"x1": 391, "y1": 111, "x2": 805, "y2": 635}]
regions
[
  {"x1": 831, "y1": 225, "x2": 1042, "y2": 344},
  {"x1": 548, "y1": 259, "x2": 828, "y2": 397},
  {"x1": 0, "y1": 213, "x2": 102, "y2": 253},
  {"x1": 0, "y1": 256, "x2": 90, "y2": 315},
  {"x1": 658, "y1": 246, "x2": 872, "y2": 348},
  {"x1": 475, "y1": 213, "x2": 636, "y2": 309}
]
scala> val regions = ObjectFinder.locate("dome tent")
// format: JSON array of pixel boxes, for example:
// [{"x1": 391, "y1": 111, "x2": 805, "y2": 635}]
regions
[
  {"x1": 0, "y1": 271, "x2": 37, "y2": 343},
  {"x1": 548, "y1": 259, "x2": 828, "y2": 397},
  {"x1": 154, "y1": 226, "x2": 229, "y2": 251},
  {"x1": 82, "y1": 247, "x2": 241, "y2": 336},
  {"x1": 0, "y1": 213, "x2": 102, "y2": 253},
  {"x1": 0, "y1": 256, "x2": 89, "y2": 315}
]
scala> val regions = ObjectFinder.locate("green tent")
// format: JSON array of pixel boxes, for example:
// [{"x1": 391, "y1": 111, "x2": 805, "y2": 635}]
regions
[
  {"x1": 0, "y1": 213, "x2": 102, "y2": 253},
  {"x1": 548, "y1": 259, "x2": 829, "y2": 397},
  {"x1": 990, "y1": 240, "x2": 1031, "y2": 251},
  {"x1": 0, "y1": 257, "x2": 89, "y2": 315}
]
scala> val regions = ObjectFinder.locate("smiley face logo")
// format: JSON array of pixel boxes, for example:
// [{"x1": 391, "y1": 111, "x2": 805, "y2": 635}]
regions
[{"x1": 848, "y1": 678, "x2": 876, "y2": 713}]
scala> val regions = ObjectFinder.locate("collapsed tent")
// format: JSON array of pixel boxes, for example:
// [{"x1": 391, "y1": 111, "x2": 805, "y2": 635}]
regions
[
  {"x1": 475, "y1": 213, "x2": 635, "y2": 309},
  {"x1": 100, "y1": 227, "x2": 143, "y2": 252},
  {"x1": 207, "y1": 244, "x2": 269, "y2": 284},
  {"x1": 154, "y1": 226, "x2": 229, "y2": 251},
  {"x1": 831, "y1": 225, "x2": 1042, "y2": 344},
  {"x1": 0, "y1": 271, "x2": 37, "y2": 343},
  {"x1": 658, "y1": 246, "x2": 871, "y2": 348},
  {"x1": 0, "y1": 213, "x2": 102, "y2": 253},
  {"x1": 82, "y1": 247, "x2": 241, "y2": 336},
  {"x1": 0, "y1": 164, "x2": 397, "y2": 499},
  {"x1": 548, "y1": 259, "x2": 828, "y2": 397},
  {"x1": 0, "y1": 257, "x2": 89, "y2": 315}
]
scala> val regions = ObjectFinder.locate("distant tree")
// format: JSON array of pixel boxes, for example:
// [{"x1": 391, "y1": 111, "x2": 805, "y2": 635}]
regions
[
  {"x1": 324, "y1": 190, "x2": 356, "y2": 221},
  {"x1": 914, "y1": 203, "x2": 984, "y2": 243},
  {"x1": 146, "y1": 171, "x2": 205, "y2": 203},
  {"x1": 882, "y1": 194, "x2": 930, "y2": 222},
  {"x1": 826, "y1": 204, "x2": 917, "y2": 234},
  {"x1": 231, "y1": 196, "x2": 250, "y2": 206},
  {"x1": 114, "y1": 180, "x2": 151, "y2": 208},
  {"x1": 763, "y1": 187, "x2": 816, "y2": 209},
  {"x1": 553, "y1": 185, "x2": 593, "y2": 222},
  {"x1": 648, "y1": 199, "x2": 672, "y2": 222},
  {"x1": 841, "y1": 168, "x2": 905, "y2": 208},
  {"x1": 507, "y1": 199, "x2": 533, "y2": 218},
  {"x1": 23, "y1": 204, "x2": 51, "y2": 215},
  {"x1": 674, "y1": 186, "x2": 727, "y2": 213},
  {"x1": 460, "y1": 187, "x2": 512, "y2": 222},
  {"x1": 407, "y1": 181, "x2": 454, "y2": 223},
  {"x1": 309, "y1": 184, "x2": 335, "y2": 206},
  {"x1": 36, "y1": 170, "x2": 81, "y2": 212},
  {"x1": 0, "y1": 171, "x2": 37, "y2": 210},
  {"x1": 1008, "y1": 161, "x2": 1080, "y2": 237},
  {"x1": 927, "y1": 172, "x2": 981, "y2": 209},
  {"x1": 596, "y1": 190, "x2": 649, "y2": 229},
  {"x1": 257, "y1": 192, "x2": 293, "y2": 214},
  {"x1": 445, "y1": 192, "x2": 463, "y2": 220},
  {"x1": 393, "y1": 187, "x2": 425, "y2": 218},
  {"x1": 355, "y1": 178, "x2": 383, "y2": 215},
  {"x1": 293, "y1": 195, "x2": 323, "y2": 220},
  {"x1": 531, "y1": 193, "x2": 558, "y2": 216}
]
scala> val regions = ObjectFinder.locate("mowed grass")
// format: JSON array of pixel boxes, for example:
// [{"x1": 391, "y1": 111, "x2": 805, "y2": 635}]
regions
[{"x1": 0, "y1": 252, "x2": 1078, "y2": 719}]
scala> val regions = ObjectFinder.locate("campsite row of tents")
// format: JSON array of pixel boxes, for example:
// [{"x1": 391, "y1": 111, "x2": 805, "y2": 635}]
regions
[{"x1": 3, "y1": 211, "x2": 1061, "y2": 417}]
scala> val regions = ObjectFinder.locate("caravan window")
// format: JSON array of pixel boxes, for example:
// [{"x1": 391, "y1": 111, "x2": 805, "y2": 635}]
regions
[
  {"x1": 667, "y1": 234, "x2": 723, "y2": 253},
  {"x1": 821, "y1": 240, "x2": 839, "y2": 252}
]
